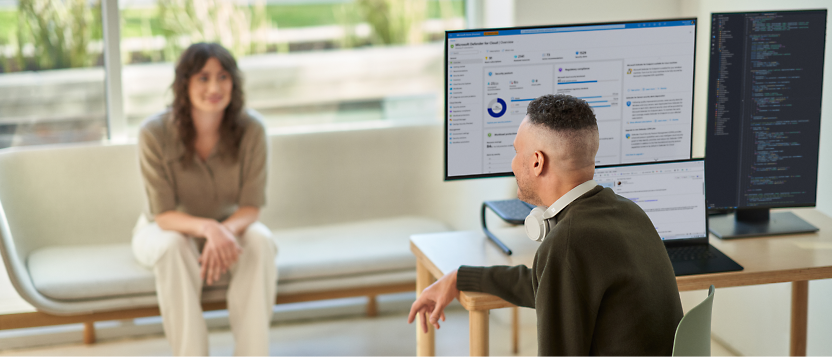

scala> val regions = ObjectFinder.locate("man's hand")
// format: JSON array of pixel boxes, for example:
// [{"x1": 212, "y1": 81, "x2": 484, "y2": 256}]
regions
[
  {"x1": 199, "y1": 221, "x2": 242, "y2": 285},
  {"x1": 408, "y1": 270, "x2": 459, "y2": 333}
]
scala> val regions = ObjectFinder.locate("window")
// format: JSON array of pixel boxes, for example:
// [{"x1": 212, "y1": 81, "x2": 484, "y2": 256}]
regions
[
  {"x1": 0, "y1": 0, "x2": 466, "y2": 147},
  {"x1": 0, "y1": 0, "x2": 106, "y2": 149},
  {"x1": 119, "y1": 0, "x2": 466, "y2": 136}
]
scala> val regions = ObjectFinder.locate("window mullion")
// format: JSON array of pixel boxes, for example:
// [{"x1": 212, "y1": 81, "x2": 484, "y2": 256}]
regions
[{"x1": 102, "y1": 0, "x2": 126, "y2": 142}]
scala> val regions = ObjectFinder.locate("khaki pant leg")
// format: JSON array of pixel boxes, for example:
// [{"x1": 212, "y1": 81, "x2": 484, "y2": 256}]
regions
[
  {"x1": 133, "y1": 222, "x2": 208, "y2": 356},
  {"x1": 227, "y1": 222, "x2": 278, "y2": 356}
]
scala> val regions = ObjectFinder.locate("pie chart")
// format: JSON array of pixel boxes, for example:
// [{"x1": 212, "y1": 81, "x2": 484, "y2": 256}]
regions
[{"x1": 487, "y1": 98, "x2": 507, "y2": 118}]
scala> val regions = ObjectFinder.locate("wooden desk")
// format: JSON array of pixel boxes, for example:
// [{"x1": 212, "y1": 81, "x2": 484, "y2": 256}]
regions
[{"x1": 410, "y1": 208, "x2": 832, "y2": 356}]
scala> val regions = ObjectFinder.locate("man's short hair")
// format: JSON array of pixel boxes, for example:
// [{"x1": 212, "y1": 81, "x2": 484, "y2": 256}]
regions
[
  {"x1": 526, "y1": 94, "x2": 597, "y2": 132},
  {"x1": 525, "y1": 94, "x2": 599, "y2": 169}
]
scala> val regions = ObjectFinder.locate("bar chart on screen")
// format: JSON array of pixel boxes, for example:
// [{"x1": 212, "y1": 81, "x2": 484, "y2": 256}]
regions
[{"x1": 554, "y1": 60, "x2": 623, "y2": 121}]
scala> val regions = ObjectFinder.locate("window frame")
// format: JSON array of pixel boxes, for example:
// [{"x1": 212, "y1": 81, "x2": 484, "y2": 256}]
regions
[
  {"x1": 102, "y1": 0, "x2": 126, "y2": 142},
  {"x1": 98, "y1": 0, "x2": 480, "y2": 142}
]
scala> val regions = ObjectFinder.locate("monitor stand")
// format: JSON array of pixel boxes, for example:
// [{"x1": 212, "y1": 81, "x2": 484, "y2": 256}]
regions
[{"x1": 709, "y1": 208, "x2": 818, "y2": 239}]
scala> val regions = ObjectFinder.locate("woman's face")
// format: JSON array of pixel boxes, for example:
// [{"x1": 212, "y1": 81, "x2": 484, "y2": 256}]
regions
[{"x1": 188, "y1": 57, "x2": 233, "y2": 115}]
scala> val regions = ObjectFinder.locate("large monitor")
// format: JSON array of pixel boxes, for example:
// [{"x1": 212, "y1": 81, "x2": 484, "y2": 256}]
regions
[
  {"x1": 705, "y1": 10, "x2": 827, "y2": 238},
  {"x1": 445, "y1": 19, "x2": 698, "y2": 180}
]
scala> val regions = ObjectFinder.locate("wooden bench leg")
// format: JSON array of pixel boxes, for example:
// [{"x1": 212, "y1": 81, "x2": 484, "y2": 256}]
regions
[
  {"x1": 512, "y1": 307, "x2": 519, "y2": 354},
  {"x1": 367, "y1": 294, "x2": 378, "y2": 317},
  {"x1": 83, "y1": 321, "x2": 96, "y2": 344}
]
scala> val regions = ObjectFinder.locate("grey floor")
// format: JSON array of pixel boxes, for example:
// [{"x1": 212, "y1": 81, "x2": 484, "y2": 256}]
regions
[{"x1": 0, "y1": 308, "x2": 736, "y2": 356}]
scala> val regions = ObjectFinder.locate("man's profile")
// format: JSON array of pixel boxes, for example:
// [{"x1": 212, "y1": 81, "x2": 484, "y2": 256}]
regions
[{"x1": 408, "y1": 94, "x2": 683, "y2": 355}]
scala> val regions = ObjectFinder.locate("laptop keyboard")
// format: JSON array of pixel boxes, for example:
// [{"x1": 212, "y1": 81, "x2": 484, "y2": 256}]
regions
[{"x1": 667, "y1": 245, "x2": 718, "y2": 262}]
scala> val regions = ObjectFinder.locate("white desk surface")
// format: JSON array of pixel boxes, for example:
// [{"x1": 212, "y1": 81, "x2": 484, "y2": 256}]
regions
[{"x1": 411, "y1": 207, "x2": 832, "y2": 294}]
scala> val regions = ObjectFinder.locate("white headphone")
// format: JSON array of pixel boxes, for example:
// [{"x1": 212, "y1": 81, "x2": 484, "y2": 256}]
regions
[
  {"x1": 523, "y1": 180, "x2": 599, "y2": 242},
  {"x1": 524, "y1": 206, "x2": 558, "y2": 242}
]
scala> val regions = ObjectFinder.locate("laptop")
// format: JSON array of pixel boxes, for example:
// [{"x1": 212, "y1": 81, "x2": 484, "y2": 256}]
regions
[{"x1": 594, "y1": 159, "x2": 743, "y2": 276}]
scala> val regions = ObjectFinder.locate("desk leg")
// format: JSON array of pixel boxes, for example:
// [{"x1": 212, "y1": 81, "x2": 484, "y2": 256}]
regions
[
  {"x1": 416, "y1": 260, "x2": 436, "y2": 356},
  {"x1": 512, "y1": 307, "x2": 519, "y2": 354},
  {"x1": 790, "y1": 280, "x2": 809, "y2": 356},
  {"x1": 470, "y1": 310, "x2": 489, "y2": 356}
]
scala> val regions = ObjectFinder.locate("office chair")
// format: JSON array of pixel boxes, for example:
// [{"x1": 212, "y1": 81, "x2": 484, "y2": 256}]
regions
[{"x1": 672, "y1": 285, "x2": 715, "y2": 356}]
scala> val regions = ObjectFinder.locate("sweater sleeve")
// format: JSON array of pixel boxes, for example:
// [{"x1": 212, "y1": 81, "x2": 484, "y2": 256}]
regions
[
  {"x1": 456, "y1": 265, "x2": 536, "y2": 309},
  {"x1": 458, "y1": 217, "x2": 600, "y2": 355}
]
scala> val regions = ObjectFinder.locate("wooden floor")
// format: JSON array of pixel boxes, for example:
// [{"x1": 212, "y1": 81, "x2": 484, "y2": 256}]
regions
[
  {"x1": 0, "y1": 309, "x2": 738, "y2": 356},
  {"x1": 0, "y1": 255, "x2": 737, "y2": 356}
]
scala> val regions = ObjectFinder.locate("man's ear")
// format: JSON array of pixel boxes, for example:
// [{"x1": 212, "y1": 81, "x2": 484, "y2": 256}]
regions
[{"x1": 532, "y1": 150, "x2": 545, "y2": 177}]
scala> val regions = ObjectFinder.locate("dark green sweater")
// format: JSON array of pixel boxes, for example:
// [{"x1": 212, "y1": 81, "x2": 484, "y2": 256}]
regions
[{"x1": 457, "y1": 186, "x2": 683, "y2": 356}]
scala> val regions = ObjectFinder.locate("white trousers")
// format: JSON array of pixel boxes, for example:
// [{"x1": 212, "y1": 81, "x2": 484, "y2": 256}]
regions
[{"x1": 132, "y1": 218, "x2": 278, "y2": 356}]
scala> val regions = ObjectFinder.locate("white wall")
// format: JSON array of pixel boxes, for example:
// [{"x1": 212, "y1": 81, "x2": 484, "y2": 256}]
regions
[
  {"x1": 515, "y1": 0, "x2": 683, "y2": 27},
  {"x1": 484, "y1": 0, "x2": 515, "y2": 28},
  {"x1": 467, "y1": 0, "x2": 516, "y2": 29}
]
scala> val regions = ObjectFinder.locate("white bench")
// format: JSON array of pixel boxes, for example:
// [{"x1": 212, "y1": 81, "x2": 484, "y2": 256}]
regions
[{"x1": 0, "y1": 121, "x2": 516, "y2": 343}]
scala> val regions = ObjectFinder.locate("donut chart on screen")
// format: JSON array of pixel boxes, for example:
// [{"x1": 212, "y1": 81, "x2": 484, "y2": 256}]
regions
[{"x1": 487, "y1": 98, "x2": 507, "y2": 118}]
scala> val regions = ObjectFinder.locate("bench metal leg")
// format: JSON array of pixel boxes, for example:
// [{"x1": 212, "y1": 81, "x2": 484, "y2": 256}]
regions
[
  {"x1": 367, "y1": 295, "x2": 378, "y2": 317},
  {"x1": 83, "y1": 321, "x2": 96, "y2": 344}
]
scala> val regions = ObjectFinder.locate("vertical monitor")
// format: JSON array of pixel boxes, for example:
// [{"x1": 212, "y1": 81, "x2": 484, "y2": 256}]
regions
[
  {"x1": 445, "y1": 19, "x2": 698, "y2": 180},
  {"x1": 705, "y1": 10, "x2": 827, "y2": 238}
]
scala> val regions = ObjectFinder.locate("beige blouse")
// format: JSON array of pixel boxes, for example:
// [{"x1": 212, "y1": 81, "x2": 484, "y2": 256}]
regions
[{"x1": 138, "y1": 110, "x2": 268, "y2": 221}]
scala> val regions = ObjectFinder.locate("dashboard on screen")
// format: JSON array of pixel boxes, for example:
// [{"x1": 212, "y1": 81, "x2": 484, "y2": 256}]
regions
[{"x1": 446, "y1": 19, "x2": 697, "y2": 180}]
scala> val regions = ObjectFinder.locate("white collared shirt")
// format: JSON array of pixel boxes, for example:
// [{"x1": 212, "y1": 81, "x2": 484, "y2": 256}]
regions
[{"x1": 541, "y1": 179, "x2": 598, "y2": 218}]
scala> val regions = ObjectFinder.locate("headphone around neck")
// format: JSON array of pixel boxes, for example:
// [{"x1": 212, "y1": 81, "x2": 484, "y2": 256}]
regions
[
  {"x1": 523, "y1": 180, "x2": 598, "y2": 242},
  {"x1": 524, "y1": 205, "x2": 559, "y2": 242}
]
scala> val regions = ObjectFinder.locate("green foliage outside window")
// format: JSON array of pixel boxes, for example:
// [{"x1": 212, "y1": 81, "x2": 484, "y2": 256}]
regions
[
  {"x1": 0, "y1": 0, "x2": 465, "y2": 73},
  {"x1": 14, "y1": 0, "x2": 102, "y2": 71},
  {"x1": 157, "y1": 0, "x2": 269, "y2": 61},
  {"x1": 356, "y1": 0, "x2": 427, "y2": 45}
]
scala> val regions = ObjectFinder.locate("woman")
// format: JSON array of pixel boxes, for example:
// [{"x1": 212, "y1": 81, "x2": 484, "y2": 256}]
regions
[{"x1": 132, "y1": 43, "x2": 277, "y2": 356}]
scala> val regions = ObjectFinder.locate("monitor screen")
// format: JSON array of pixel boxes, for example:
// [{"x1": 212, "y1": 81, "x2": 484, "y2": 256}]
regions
[
  {"x1": 595, "y1": 160, "x2": 707, "y2": 241},
  {"x1": 445, "y1": 19, "x2": 697, "y2": 180},
  {"x1": 705, "y1": 10, "x2": 827, "y2": 210}
]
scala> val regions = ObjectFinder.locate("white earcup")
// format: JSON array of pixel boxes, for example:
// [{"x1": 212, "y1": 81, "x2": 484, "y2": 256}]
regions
[{"x1": 525, "y1": 207, "x2": 548, "y2": 242}]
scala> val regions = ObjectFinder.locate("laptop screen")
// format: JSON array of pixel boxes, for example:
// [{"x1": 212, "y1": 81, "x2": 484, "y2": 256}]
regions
[{"x1": 593, "y1": 160, "x2": 706, "y2": 241}]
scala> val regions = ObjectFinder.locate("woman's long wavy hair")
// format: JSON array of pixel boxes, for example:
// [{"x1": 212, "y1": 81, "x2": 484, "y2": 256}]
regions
[{"x1": 172, "y1": 43, "x2": 245, "y2": 167}]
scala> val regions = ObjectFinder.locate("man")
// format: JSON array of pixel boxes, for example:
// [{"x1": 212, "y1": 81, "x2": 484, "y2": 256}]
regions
[{"x1": 408, "y1": 94, "x2": 683, "y2": 355}]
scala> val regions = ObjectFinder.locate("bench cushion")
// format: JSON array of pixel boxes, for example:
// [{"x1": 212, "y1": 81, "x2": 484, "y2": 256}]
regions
[
  {"x1": 275, "y1": 216, "x2": 448, "y2": 282},
  {"x1": 28, "y1": 244, "x2": 156, "y2": 301},
  {"x1": 27, "y1": 216, "x2": 448, "y2": 301}
]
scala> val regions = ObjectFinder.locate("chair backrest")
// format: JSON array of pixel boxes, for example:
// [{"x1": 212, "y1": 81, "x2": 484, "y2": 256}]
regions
[
  {"x1": 0, "y1": 123, "x2": 441, "y2": 255},
  {"x1": 672, "y1": 285, "x2": 715, "y2": 356},
  {"x1": 0, "y1": 143, "x2": 146, "y2": 259},
  {"x1": 259, "y1": 122, "x2": 443, "y2": 230}
]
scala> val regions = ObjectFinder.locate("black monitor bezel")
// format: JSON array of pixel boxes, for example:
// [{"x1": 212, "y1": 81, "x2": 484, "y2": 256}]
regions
[
  {"x1": 703, "y1": 9, "x2": 828, "y2": 210},
  {"x1": 594, "y1": 158, "x2": 710, "y2": 247},
  {"x1": 444, "y1": 17, "x2": 699, "y2": 181}
]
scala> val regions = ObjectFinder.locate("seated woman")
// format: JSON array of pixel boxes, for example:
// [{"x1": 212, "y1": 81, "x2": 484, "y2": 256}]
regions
[{"x1": 132, "y1": 42, "x2": 277, "y2": 356}]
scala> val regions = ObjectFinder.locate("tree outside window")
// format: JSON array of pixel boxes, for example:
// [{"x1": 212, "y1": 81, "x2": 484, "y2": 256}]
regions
[{"x1": 0, "y1": 0, "x2": 466, "y2": 148}]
